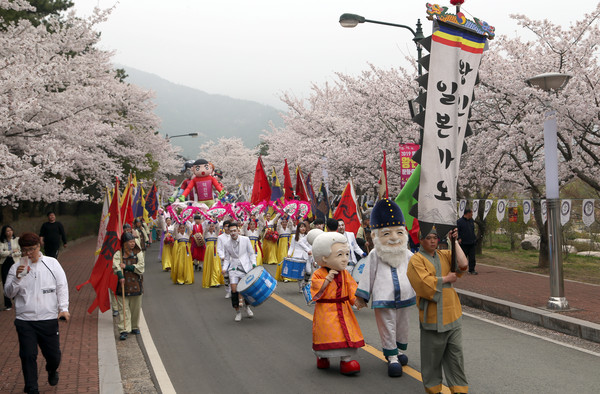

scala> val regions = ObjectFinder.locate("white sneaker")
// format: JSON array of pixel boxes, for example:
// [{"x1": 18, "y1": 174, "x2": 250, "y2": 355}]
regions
[
  {"x1": 246, "y1": 306, "x2": 254, "y2": 318},
  {"x1": 235, "y1": 311, "x2": 242, "y2": 322},
  {"x1": 225, "y1": 292, "x2": 231, "y2": 299}
]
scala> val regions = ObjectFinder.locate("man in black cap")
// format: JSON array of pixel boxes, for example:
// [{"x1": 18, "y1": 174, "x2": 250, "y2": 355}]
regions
[
  {"x1": 355, "y1": 198, "x2": 416, "y2": 377},
  {"x1": 406, "y1": 226, "x2": 469, "y2": 394}
]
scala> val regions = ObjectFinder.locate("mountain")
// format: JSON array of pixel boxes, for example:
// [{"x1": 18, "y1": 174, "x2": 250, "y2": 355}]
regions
[{"x1": 120, "y1": 65, "x2": 284, "y2": 159}]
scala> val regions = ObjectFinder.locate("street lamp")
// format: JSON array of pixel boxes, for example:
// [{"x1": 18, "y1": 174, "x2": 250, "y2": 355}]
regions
[
  {"x1": 339, "y1": 13, "x2": 425, "y2": 76},
  {"x1": 166, "y1": 132, "x2": 200, "y2": 139},
  {"x1": 525, "y1": 72, "x2": 572, "y2": 310}
]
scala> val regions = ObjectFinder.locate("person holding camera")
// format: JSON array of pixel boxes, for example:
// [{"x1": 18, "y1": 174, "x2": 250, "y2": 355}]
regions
[{"x1": 4, "y1": 232, "x2": 70, "y2": 394}]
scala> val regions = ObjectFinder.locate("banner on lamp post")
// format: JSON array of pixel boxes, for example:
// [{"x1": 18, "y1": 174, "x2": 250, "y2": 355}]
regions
[
  {"x1": 472, "y1": 199, "x2": 480, "y2": 218},
  {"x1": 483, "y1": 199, "x2": 493, "y2": 220},
  {"x1": 496, "y1": 199, "x2": 507, "y2": 222},
  {"x1": 582, "y1": 199, "x2": 595, "y2": 227},
  {"x1": 560, "y1": 199, "x2": 571, "y2": 226},
  {"x1": 399, "y1": 143, "x2": 420, "y2": 189},
  {"x1": 458, "y1": 199, "x2": 466, "y2": 218},
  {"x1": 541, "y1": 200, "x2": 547, "y2": 224},
  {"x1": 523, "y1": 199, "x2": 532, "y2": 224}
]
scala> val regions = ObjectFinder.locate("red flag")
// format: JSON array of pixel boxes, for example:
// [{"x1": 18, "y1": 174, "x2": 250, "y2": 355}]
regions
[
  {"x1": 145, "y1": 183, "x2": 158, "y2": 219},
  {"x1": 378, "y1": 150, "x2": 389, "y2": 199},
  {"x1": 333, "y1": 180, "x2": 361, "y2": 235},
  {"x1": 251, "y1": 157, "x2": 271, "y2": 205},
  {"x1": 283, "y1": 159, "x2": 294, "y2": 200},
  {"x1": 295, "y1": 166, "x2": 309, "y2": 202},
  {"x1": 77, "y1": 178, "x2": 122, "y2": 313}
]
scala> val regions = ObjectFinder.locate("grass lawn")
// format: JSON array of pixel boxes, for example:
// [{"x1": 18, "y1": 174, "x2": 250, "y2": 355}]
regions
[{"x1": 478, "y1": 244, "x2": 600, "y2": 285}]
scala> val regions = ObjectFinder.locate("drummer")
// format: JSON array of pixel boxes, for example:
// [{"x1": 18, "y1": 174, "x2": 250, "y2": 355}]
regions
[
  {"x1": 221, "y1": 222, "x2": 257, "y2": 322},
  {"x1": 287, "y1": 221, "x2": 312, "y2": 292}
]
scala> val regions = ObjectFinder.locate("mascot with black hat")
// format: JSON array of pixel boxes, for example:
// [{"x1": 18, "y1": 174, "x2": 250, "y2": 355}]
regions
[{"x1": 355, "y1": 198, "x2": 416, "y2": 377}]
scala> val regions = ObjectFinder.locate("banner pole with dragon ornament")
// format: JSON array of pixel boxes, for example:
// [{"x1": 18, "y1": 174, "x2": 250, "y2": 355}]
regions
[{"x1": 408, "y1": 3, "x2": 494, "y2": 261}]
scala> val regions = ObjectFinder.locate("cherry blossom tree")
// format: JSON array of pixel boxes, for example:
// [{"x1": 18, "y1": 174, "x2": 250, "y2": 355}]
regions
[
  {"x1": 461, "y1": 3, "x2": 600, "y2": 267},
  {"x1": 0, "y1": 5, "x2": 179, "y2": 206},
  {"x1": 197, "y1": 137, "x2": 258, "y2": 191},
  {"x1": 261, "y1": 64, "x2": 421, "y2": 195}
]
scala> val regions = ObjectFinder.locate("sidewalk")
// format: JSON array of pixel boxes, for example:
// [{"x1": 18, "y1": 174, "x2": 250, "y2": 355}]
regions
[
  {"x1": 0, "y1": 237, "x2": 101, "y2": 394},
  {"x1": 454, "y1": 264, "x2": 600, "y2": 343}
]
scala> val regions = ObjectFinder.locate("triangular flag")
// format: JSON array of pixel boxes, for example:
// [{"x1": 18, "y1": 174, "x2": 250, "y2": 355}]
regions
[
  {"x1": 333, "y1": 180, "x2": 361, "y2": 235},
  {"x1": 251, "y1": 157, "x2": 271, "y2": 205},
  {"x1": 396, "y1": 165, "x2": 420, "y2": 244},
  {"x1": 270, "y1": 168, "x2": 284, "y2": 203},
  {"x1": 283, "y1": 159, "x2": 294, "y2": 200}
]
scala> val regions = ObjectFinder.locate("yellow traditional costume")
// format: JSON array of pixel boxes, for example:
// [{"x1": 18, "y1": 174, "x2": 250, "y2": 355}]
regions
[
  {"x1": 202, "y1": 232, "x2": 225, "y2": 288},
  {"x1": 161, "y1": 230, "x2": 174, "y2": 271},
  {"x1": 171, "y1": 234, "x2": 194, "y2": 285},
  {"x1": 275, "y1": 222, "x2": 294, "y2": 281}
]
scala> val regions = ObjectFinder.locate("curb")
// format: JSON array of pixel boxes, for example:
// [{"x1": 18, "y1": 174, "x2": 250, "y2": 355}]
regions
[
  {"x1": 98, "y1": 310, "x2": 124, "y2": 394},
  {"x1": 457, "y1": 289, "x2": 600, "y2": 344}
]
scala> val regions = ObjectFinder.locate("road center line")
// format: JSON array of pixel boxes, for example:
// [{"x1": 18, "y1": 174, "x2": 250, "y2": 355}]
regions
[{"x1": 271, "y1": 293, "x2": 451, "y2": 393}]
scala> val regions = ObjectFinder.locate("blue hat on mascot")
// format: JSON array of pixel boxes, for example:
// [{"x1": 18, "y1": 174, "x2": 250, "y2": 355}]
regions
[{"x1": 370, "y1": 198, "x2": 405, "y2": 229}]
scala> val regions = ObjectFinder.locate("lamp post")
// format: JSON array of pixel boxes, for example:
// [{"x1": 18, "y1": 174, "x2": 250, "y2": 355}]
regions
[
  {"x1": 166, "y1": 132, "x2": 200, "y2": 139},
  {"x1": 525, "y1": 72, "x2": 572, "y2": 310},
  {"x1": 339, "y1": 13, "x2": 425, "y2": 76}
]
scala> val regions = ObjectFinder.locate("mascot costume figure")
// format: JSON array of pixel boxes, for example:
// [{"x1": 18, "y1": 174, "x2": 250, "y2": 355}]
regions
[
  {"x1": 179, "y1": 159, "x2": 225, "y2": 206},
  {"x1": 355, "y1": 198, "x2": 416, "y2": 377},
  {"x1": 310, "y1": 231, "x2": 364, "y2": 376}
]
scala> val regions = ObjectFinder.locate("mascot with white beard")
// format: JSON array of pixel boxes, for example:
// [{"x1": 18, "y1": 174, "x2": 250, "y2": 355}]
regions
[{"x1": 355, "y1": 198, "x2": 416, "y2": 377}]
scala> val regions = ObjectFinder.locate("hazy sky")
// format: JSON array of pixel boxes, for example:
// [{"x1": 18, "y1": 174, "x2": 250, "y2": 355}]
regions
[{"x1": 73, "y1": 0, "x2": 598, "y2": 109}]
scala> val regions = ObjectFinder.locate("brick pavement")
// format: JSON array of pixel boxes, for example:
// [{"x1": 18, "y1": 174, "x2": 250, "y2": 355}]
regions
[
  {"x1": 0, "y1": 237, "x2": 100, "y2": 394},
  {"x1": 454, "y1": 264, "x2": 600, "y2": 324}
]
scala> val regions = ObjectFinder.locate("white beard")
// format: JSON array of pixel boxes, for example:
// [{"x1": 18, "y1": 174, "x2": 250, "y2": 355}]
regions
[{"x1": 373, "y1": 236, "x2": 408, "y2": 268}]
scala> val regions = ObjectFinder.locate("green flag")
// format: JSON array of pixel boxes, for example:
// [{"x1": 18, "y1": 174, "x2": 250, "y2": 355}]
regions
[{"x1": 395, "y1": 165, "x2": 420, "y2": 242}]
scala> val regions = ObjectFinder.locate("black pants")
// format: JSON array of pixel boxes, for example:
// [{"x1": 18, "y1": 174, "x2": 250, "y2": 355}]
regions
[
  {"x1": 44, "y1": 244, "x2": 60, "y2": 259},
  {"x1": 1, "y1": 256, "x2": 15, "y2": 308},
  {"x1": 15, "y1": 319, "x2": 61, "y2": 392},
  {"x1": 460, "y1": 243, "x2": 477, "y2": 272}
]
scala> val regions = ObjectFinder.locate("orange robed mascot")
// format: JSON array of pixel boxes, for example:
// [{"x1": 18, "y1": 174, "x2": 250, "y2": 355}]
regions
[
  {"x1": 310, "y1": 231, "x2": 364, "y2": 375},
  {"x1": 179, "y1": 159, "x2": 225, "y2": 206}
]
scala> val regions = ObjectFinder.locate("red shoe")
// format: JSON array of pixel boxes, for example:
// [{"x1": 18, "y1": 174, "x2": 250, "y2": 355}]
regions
[
  {"x1": 316, "y1": 357, "x2": 330, "y2": 369},
  {"x1": 340, "y1": 360, "x2": 360, "y2": 375}
]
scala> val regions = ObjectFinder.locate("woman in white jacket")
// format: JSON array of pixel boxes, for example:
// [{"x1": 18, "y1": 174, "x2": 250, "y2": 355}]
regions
[
  {"x1": 287, "y1": 221, "x2": 312, "y2": 292},
  {"x1": 1, "y1": 225, "x2": 21, "y2": 310}
]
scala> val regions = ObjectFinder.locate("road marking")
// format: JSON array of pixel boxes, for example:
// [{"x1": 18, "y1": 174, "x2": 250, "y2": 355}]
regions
[
  {"x1": 464, "y1": 311, "x2": 600, "y2": 357},
  {"x1": 271, "y1": 293, "x2": 451, "y2": 393},
  {"x1": 139, "y1": 310, "x2": 177, "y2": 394}
]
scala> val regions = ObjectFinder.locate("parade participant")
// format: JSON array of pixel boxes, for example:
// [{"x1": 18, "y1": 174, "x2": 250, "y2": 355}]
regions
[
  {"x1": 5, "y1": 232, "x2": 69, "y2": 393},
  {"x1": 191, "y1": 215, "x2": 206, "y2": 272},
  {"x1": 406, "y1": 227, "x2": 469, "y2": 394},
  {"x1": 1, "y1": 225, "x2": 21, "y2": 310},
  {"x1": 221, "y1": 222, "x2": 257, "y2": 322},
  {"x1": 261, "y1": 212, "x2": 279, "y2": 265},
  {"x1": 242, "y1": 218, "x2": 263, "y2": 266},
  {"x1": 356, "y1": 217, "x2": 374, "y2": 252},
  {"x1": 310, "y1": 232, "x2": 364, "y2": 375},
  {"x1": 39, "y1": 212, "x2": 67, "y2": 259},
  {"x1": 113, "y1": 232, "x2": 145, "y2": 341},
  {"x1": 171, "y1": 222, "x2": 194, "y2": 285},
  {"x1": 133, "y1": 218, "x2": 149, "y2": 252},
  {"x1": 275, "y1": 215, "x2": 295, "y2": 281},
  {"x1": 287, "y1": 221, "x2": 312, "y2": 292},
  {"x1": 355, "y1": 198, "x2": 416, "y2": 377},
  {"x1": 311, "y1": 218, "x2": 325, "y2": 230},
  {"x1": 161, "y1": 217, "x2": 175, "y2": 272},
  {"x1": 337, "y1": 219, "x2": 367, "y2": 273},
  {"x1": 179, "y1": 159, "x2": 225, "y2": 206},
  {"x1": 217, "y1": 220, "x2": 231, "y2": 297},
  {"x1": 202, "y1": 221, "x2": 224, "y2": 288}
]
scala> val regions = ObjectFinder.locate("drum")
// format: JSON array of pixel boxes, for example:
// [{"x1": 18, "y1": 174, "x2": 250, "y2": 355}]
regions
[
  {"x1": 281, "y1": 257, "x2": 305, "y2": 280},
  {"x1": 352, "y1": 257, "x2": 367, "y2": 283},
  {"x1": 302, "y1": 281, "x2": 312, "y2": 305},
  {"x1": 238, "y1": 266, "x2": 277, "y2": 306}
]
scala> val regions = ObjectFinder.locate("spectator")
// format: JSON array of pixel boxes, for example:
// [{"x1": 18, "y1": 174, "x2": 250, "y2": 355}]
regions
[
  {"x1": 1, "y1": 225, "x2": 21, "y2": 310},
  {"x1": 4, "y1": 232, "x2": 70, "y2": 394},
  {"x1": 39, "y1": 212, "x2": 67, "y2": 259},
  {"x1": 457, "y1": 209, "x2": 477, "y2": 274}
]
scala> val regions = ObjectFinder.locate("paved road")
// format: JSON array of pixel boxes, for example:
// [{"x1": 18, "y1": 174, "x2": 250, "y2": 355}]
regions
[{"x1": 140, "y1": 243, "x2": 600, "y2": 393}]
